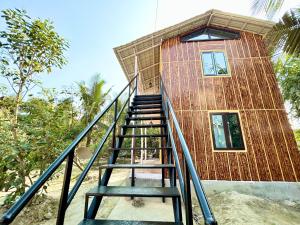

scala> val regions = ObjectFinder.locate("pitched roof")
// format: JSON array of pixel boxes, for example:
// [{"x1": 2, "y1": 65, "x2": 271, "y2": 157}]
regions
[{"x1": 114, "y1": 9, "x2": 275, "y2": 93}]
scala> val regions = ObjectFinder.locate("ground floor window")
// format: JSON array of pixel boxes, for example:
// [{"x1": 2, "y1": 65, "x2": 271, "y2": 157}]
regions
[{"x1": 210, "y1": 112, "x2": 245, "y2": 150}]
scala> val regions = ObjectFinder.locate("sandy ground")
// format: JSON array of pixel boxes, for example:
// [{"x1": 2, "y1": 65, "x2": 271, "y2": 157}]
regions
[
  {"x1": 1, "y1": 160, "x2": 300, "y2": 225},
  {"x1": 205, "y1": 191, "x2": 300, "y2": 225}
]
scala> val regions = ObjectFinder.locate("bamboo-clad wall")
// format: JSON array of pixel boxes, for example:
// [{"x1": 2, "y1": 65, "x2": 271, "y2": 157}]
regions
[{"x1": 160, "y1": 29, "x2": 300, "y2": 181}]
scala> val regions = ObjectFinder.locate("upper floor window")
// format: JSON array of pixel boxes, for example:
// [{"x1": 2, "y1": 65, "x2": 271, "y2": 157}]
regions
[
  {"x1": 210, "y1": 112, "x2": 245, "y2": 150},
  {"x1": 181, "y1": 27, "x2": 240, "y2": 42},
  {"x1": 201, "y1": 51, "x2": 229, "y2": 76}
]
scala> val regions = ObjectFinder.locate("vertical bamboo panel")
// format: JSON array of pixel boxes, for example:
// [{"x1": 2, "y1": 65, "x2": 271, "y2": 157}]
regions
[
  {"x1": 160, "y1": 28, "x2": 300, "y2": 182},
  {"x1": 192, "y1": 111, "x2": 209, "y2": 179}
]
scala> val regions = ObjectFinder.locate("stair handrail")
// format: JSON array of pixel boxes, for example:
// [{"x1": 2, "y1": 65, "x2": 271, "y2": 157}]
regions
[
  {"x1": 160, "y1": 79, "x2": 217, "y2": 225},
  {"x1": 0, "y1": 74, "x2": 138, "y2": 225}
]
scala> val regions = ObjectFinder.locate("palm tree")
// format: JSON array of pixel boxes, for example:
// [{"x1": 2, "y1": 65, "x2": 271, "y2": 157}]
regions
[
  {"x1": 251, "y1": 0, "x2": 300, "y2": 56},
  {"x1": 77, "y1": 74, "x2": 111, "y2": 147},
  {"x1": 251, "y1": 0, "x2": 284, "y2": 19}
]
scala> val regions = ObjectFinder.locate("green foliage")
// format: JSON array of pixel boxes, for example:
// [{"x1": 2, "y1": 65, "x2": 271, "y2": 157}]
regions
[
  {"x1": 77, "y1": 74, "x2": 111, "y2": 147},
  {"x1": 0, "y1": 9, "x2": 69, "y2": 72},
  {"x1": 0, "y1": 89, "x2": 81, "y2": 205},
  {"x1": 251, "y1": 0, "x2": 284, "y2": 19},
  {"x1": 251, "y1": 0, "x2": 300, "y2": 56},
  {"x1": 274, "y1": 55, "x2": 300, "y2": 117},
  {"x1": 294, "y1": 129, "x2": 300, "y2": 143},
  {"x1": 0, "y1": 8, "x2": 69, "y2": 205},
  {"x1": 267, "y1": 9, "x2": 300, "y2": 56},
  {"x1": 0, "y1": 9, "x2": 69, "y2": 102}
]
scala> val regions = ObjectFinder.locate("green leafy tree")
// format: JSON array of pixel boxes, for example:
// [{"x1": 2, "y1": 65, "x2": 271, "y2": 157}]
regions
[
  {"x1": 274, "y1": 55, "x2": 300, "y2": 117},
  {"x1": 0, "y1": 8, "x2": 68, "y2": 202},
  {"x1": 77, "y1": 74, "x2": 111, "y2": 147},
  {"x1": 0, "y1": 9, "x2": 69, "y2": 134},
  {"x1": 0, "y1": 89, "x2": 81, "y2": 204},
  {"x1": 251, "y1": 0, "x2": 300, "y2": 56}
]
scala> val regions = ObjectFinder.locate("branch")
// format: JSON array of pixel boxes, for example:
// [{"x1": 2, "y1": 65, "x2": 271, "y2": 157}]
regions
[
  {"x1": 5, "y1": 77, "x2": 18, "y2": 94},
  {"x1": 21, "y1": 82, "x2": 38, "y2": 100}
]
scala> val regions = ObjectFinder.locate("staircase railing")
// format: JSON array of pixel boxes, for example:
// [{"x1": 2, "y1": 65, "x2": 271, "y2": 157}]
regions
[
  {"x1": 0, "y1": 74, "x2": 138, "y2": 225},
  {"x1": 160, "y1": 79, "x2": 217, "y2": 225}
]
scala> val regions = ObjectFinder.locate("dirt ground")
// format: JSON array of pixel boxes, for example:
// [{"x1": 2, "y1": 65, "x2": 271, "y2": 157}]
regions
[
  {"x1": 1, "y1": 163, "x2": 300, "y2": 225},
  {"x1": 200, "y1": 191, "x2": 300, "y2": 225}
]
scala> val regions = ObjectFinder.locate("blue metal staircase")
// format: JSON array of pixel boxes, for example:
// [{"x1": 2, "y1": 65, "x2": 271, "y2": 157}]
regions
[{"x1": 0, "y1": 75, "x2": 217, "y2": 225}]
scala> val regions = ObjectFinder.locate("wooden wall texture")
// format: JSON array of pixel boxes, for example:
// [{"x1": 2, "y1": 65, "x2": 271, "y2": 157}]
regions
[{"x1": 160, "y1": 30, "x2": 300, "y2": 181}]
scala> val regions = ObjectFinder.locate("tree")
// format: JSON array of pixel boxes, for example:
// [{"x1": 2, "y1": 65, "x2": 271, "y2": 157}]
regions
[
  {"x1": 77, "y1": 74, "x2": 111, "y2": 147},
  {"x1": 274, "y1": 55, "x2": 300, "y2": 117},
  {"x1": 0, "y1": 89, "x2": 81, "y2": 204},
  {"x1": 251, "y1": 0, "x2": 284, "y2": 19},
  {"x1": 0, "y1": 9, "x2": 69, "y2": 135},
  {"x1": 267, "y1": 9, "x2": 300, "y2": 56},
  {"x1": 0, "y1": 8, "x2": 69, "y2": 201},
  {"x1": 251, "y1": 1, "x2": 300, "y2": 56}
]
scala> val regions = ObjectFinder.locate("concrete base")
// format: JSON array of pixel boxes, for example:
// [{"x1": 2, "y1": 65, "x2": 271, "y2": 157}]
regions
[{"x1": 201, "y1": 180, "x2": 300, "y2": 203}]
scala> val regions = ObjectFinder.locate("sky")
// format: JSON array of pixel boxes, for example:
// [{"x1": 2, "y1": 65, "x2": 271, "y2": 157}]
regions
[{"x1": 0, "y1": 0, "x2": 299, "y2": 127}]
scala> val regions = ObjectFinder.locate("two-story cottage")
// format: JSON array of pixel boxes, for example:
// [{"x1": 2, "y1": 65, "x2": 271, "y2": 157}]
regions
[{"x1": 114, "y1": 9, "x2": 300, "y2": 182}]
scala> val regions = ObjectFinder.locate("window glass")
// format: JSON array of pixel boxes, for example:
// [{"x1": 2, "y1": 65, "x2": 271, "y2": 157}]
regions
[
  {"x1": 209, "y1": 34, "x2": 222, "y2": 40},
  {"x1": 227, "y1": 114, "x2": 244, "y2": 148},
  {"x1": 201, "y1": 51, "x2": 229, "y2": 76},
  {"x1": 210, "y1": 113, "x2": 245, "y2": 150},
  {"x1": 212, "y1": 115, "x2": 227, "y2": 148},
  {"x1": 189, "y1": 34, "x2": 209, "y2": 41},
  {"x1": 202, "y1": 52, "x2": 215, "y2": 75},
  {"x1": 214, "y1": 52, "x2": 228, "y2": 74},
  {"x1": 181, "y1": 27, "x2": 240, "y2": 42}
]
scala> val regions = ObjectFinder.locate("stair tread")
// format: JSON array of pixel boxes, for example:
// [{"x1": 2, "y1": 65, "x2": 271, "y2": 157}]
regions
[
  {"x1": 118, "y1": 134, "x2": 167, "y2": 138},
  {"x1": 134, "y1": 97, "x2": 162, "y2": 100},
  {"x1": 135, "y1": 94, "x2": 162, "y2": 97},
  {"x1": 109, "y1": 147, "x2": 171, "y2": 151},
  {"x1": 130, "y1": 105, "x2": 162, "y2": 109},
  {"x1": 100, "y1": 164, "x2": 175, "y2": 169},
  {"x1": 122, "y1": 124, "x2": 166, "y2": 128},
  {"x1": 128, "y1": 110, "x2": 163, "y2": 114},
  {"x1": 127, "y1": 116, "x2": 165, "y2": 120},
  {"x1": 133, "y1": 100, "x2": 162, "y2": 104},
  {"x1": 79, "y1": 219, "x2": 182, "y2": 225},
  {"x1": 86, "y1": 186, "x2": 180, "y2": 197}
]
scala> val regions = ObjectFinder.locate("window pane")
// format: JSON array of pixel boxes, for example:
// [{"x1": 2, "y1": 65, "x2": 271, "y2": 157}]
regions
[
  {"x1": 209, "y1": 35, "x2": 222, "y2": 40},
  {"x1": 202, "y1": 52, "x2": 215, "y2": 75},
  {"x1": 214, "y1": 52, "x2": 228, "y2": 74},
  {"x1": 190, "y1": 34, "x2": 209, "y2": 41},
  {"x1": 212, "y1": 115, "x2": 227, "y2": 148},
  {"x1": 227, "y1": 114, "x2": 244, "y2": 148},
  {"x1": 181, "y1": 28, "x2": 240, "y2": 42}
]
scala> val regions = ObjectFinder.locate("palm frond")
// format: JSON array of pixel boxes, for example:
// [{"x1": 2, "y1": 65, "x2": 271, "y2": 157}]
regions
[
  {"x1": 77, "y1": 74, "x2": 111, "y2": 125},
  {"x1": 267, "y1": 8, "x2": 300, "y2": 56},
  {"x1": 251, "y1": 0, "x2": 284, "y2": 19}
]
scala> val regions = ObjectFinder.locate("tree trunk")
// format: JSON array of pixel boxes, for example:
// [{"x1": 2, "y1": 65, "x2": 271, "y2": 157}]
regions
[
  {"x1": 12, "y1": 82, "x2": 24, "y2": 139},
  {"x1": 12, "y1": 81, "x2": 27, "y2": 195}
]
